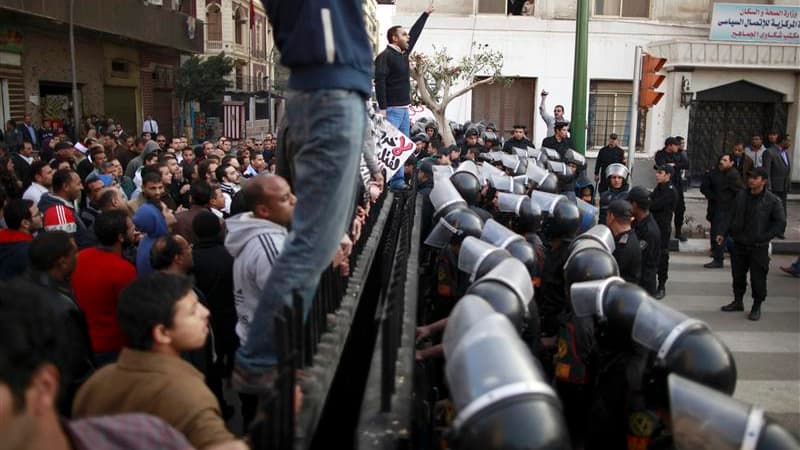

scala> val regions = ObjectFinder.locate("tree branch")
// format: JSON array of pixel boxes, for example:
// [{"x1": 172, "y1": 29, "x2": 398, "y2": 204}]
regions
[
  {"x1": 411, "y1": 65, "x2": 441, "y2": 113},
  {"x1": 444, "y1": 76, "x2": 496, "y2": 108}
]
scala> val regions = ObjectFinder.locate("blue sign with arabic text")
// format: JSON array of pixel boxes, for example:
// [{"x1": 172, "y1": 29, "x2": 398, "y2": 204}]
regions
[{"x1": 710, "y1": 3, "x2": 799, "y2": 44}]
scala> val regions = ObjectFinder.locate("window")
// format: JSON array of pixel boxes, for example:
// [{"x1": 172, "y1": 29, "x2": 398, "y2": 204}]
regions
[
  {"x1": 477, "y1": 0, "x2": 506, "y2": 14},
  {"x1": 206, "y1": 5, "x2": 221, "y2": 41},
  {"x1": 235, "y1": 65, "x2": 244, "y2": 91},
  {"x1": 0, "y1": 80, "x2": 9, "y2": 129},
  {"x1": 234, "y1": 7, "x2": 246, "y2": 45},
  {"x1": 588, "y1": 80, "x2": 632, "y2": 150},
  {"x1": 593, "y1": 0, "x2": 650, "y2": 18}
]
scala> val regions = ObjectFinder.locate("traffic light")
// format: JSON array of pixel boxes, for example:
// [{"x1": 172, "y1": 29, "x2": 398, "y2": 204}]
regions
[{"x1": 639, "y1": 53, "x2": 667, "y2": 110}]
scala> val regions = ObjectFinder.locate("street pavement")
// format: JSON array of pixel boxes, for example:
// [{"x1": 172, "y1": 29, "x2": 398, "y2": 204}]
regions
[{"x1": 662, "y1": 252, "x2": 800, "y2": 433}]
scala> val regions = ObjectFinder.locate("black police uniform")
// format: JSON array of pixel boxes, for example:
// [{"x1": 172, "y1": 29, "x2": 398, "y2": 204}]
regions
[
  {"x1": 634, "y1": 213, "x2": 661, "y2": 295},
  {"x1": 612, "y1": 229, "x2": 641, "y2": 284},
  {"x1": 594, "y1": 145, "x2": 625, "y2": 193},
  {"x1": 599, "y1": 186, "x2": 629, "y2": 225},
  {"x1": 700, "y1": 166, "x2": 742, "y2": 263},
  {"x1": 655, "y1": 149, "x2": 689, "y2": 238},
  {"x1": 650, "y1": 182, "x2": 677, "y2": 290},
  {"x1": 722, "y1": 188, "x2": 786, "y2": 308},
  {"x1": 536, "y1": 240, "x2": 571, "y2": 337}
]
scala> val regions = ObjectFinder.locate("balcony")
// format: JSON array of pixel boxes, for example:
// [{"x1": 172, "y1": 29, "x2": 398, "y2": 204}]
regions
[
  {"x1": 207, "y1": 40, "x2": 223, "y2": 52},
  {"x1": 0, "y1": 0, "x2": 204, "y2": 53},
  {"x1": 231, "y1": 74, "x2": 271, "y2": 93}
]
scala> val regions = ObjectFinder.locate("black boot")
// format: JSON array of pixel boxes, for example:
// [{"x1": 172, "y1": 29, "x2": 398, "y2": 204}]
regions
[
  {"x1": 704, "y1": 260, "x2": 723, "y2": 268},
  {"x1": 748, "y1": 302, "x2": 762, "y2": 321},
  {"x1": 655, "y1": 285, "x2": 666, "y2": 300},
  {"x1": 721, "y1": 299, "x2": 744, "y2": 312}
]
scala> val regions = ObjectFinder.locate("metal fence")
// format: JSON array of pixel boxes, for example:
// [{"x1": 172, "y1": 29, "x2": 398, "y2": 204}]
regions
[
  {"x1": 249, "y1": 192, "x2": 394, "y2": 450},
  {"x1": 356, "y1": 191, "x2": 421, "y2": 449}
]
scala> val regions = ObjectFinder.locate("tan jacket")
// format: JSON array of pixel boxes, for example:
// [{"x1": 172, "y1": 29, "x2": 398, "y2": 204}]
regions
[{"x1": 73, "y1": 348, "x2": 235, "y2": 449}]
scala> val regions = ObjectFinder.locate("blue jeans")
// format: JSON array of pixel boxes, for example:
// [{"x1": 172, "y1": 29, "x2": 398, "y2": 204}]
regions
[
  {"x1": 236, "y1": 90, "x2": 366, "y2": 372},
  {"x1": 386, "y1": 106, "x2": 410, "y2": 190}
]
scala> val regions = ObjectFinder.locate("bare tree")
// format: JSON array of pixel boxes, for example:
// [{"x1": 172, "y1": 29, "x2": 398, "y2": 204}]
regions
[{"x1": 410, "y1": 43, "x2": 506, "y2": 147}]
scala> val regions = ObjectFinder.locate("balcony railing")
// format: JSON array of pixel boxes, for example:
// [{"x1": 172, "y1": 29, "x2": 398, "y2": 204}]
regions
[
  {"x1": 231, "y1": 74, "x2": 270, "y2": 93},
  {"x1": 207, "y1": 40, "x2": 223, "y2": 52}
]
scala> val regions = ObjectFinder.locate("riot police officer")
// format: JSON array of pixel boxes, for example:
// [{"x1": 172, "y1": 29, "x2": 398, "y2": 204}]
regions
[
  {"x1": 606, "y1": 200, "x2": 641, "y2": 284},
  {"x1": 599, "y1": 163, "x2": 629, "y2": 225},
  {"x1": 628, "y1": 186, "x2": 661, "y2": 296},
  {"x1": 650, "y1": 165, "x2": 678, "y2": 299}
]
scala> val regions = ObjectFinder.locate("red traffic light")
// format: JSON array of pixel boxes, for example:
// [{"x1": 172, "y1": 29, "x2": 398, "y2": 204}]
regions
[{"x1": 639, "y1": 53, "x2": 667, "y2": 110}]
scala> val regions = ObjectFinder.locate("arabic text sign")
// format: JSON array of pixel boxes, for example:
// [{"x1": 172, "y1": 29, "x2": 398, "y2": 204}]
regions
[
  {"x1": 374, "y1": 119, "x2": 415, "y2": 179},
  {"x1": 710, "y1": 3, "x2": 800, "y2": 44}
]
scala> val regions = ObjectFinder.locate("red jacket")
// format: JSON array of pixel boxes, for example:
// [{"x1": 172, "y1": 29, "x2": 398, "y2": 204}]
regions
[{"x1": 71, "y1": 247, "x2": 137, "y2": 353}]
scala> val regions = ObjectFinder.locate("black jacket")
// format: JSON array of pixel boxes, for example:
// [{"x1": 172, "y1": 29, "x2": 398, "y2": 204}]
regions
[
  {"x1": 613, "y1": 229, "x2": 641, "y2": 284},
  {"x1": 6, "y1": 271, "x2": 95, "y2": 416},
  {"x1": 723, "y1": 188, "x2": 786, "y2": 247},
  {"x1": 11, "y1": 152, "x2": 32, "y2": 188},
  {"x1": 654, "y1": 149, "x2": 689, "y2": 191},
  {"x1": 374, "y1": 12, "x2": 429, "y2": 109},
  {"x1": 634, "y1": 214, "x2": 661, "y2": 295},
  {"x1": 192, "y1": 238, "x2": 239, "y2": 360},
  {"x1": 502, "y1": 137, "x2": 532, "y2": 154},
  {"x1": 649, "y1": 182, "x2": 677, "y2": 232},
  {"x1": 540, "y1": 135, "x2": 573, "y2": 158},
  {"x1": 599, "y1": 186, "x2": 629, "y2": 225},
  {"x1": 536, "y1": 240, "x2": 570, "y2": 336},
  {"x1": 700, "y1": 167, "x2": 741, "y2": 223}
]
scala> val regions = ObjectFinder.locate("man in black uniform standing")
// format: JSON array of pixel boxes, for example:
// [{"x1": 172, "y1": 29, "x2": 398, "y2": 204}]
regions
[
  {"x1": 655, "y1": 137, "x2": 689, "y2": 241},
  {"x1": 606, "y1": 200, "x2": 641, "y2": 284},
  {"x1": 700, "y1": 153, "x2": 741, "y2": 268},
  {"x1": 629, "y1": 186, "x2": 661, "y2": 296},
  {"x1": 719, "y1": 168, "x2": 786, "y2": 321},
  {"x1": 650, "y1": 165, "x2": 678, "y2": 299},
  {"x1": 594, "y1": 133, "x2": 625, "y2": 193},
  {"x1": 541, "y1": 122, "x2": 573, "y2": 159}
]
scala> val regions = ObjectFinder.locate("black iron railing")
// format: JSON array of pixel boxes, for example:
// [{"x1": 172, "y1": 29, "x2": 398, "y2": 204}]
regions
[{"x1": 250, "y1": 192, "x2": 393, "y2": 450}]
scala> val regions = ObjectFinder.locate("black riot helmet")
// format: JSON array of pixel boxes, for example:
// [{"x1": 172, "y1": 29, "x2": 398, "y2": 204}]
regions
[
  {"x1": 668, "y1": 374, "x2": 799, "y2": 450},
  {"x1": 451, "y1": 161, "x2": 483, "y2": 205},
  {"x1": 633, "y1": 298, "x2": 737, "y2": 395},
  {"x1": 518, "y1": 197, "x2": 543, "y2": 233},
  {"x1": 443, "y1": 207, "x2": 484, "y2": 245},
  {"x1": 531, "y1": 191, "x2": 581, "y2": 240},
  {"x1": 481, "y1": 219, "x2": 537, "y2": 278},
  {"x1": 564, "y1": 245, "x2": 619, "y2": 290},
  {"x1": 445, "y1": 314, "x2": 570, "y2": 450},
  {"x1": 458, "y1": 237, "x2": 512, "y2": 283},
  {"x1": 430, "y1": 176, "x2": 468, "y2": 220},
  {"x1": 467, "y1": 258, "x2": 535, "y2": 332}
]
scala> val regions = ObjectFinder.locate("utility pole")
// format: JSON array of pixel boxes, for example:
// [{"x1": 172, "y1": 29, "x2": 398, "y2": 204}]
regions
[
  {"x1": 69, "y1": 0, "x2": 80, "y2": 142},
  {"x1": 570, "y1": 0, "x2": 590, "y2": 155},
  {"x1": 628, "y1": 46, "x2": 643, "y2": 178}
]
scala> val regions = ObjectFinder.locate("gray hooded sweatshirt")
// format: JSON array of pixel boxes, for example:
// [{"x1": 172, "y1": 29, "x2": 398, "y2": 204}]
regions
[{"x1": 224, "y1": 212, "x2": 287, "y2": 344}]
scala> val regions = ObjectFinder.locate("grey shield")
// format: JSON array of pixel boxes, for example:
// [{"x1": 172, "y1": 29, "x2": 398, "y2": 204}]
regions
[
  {"x1": 454, "y1": 160, "x2": 482, "y2": 183},
  {"x1": 433, "y1": 164, "x2": 455, "y2": 180},
  {"x1": 542, "y1": 147, "x2": 561, "y2": 161},
  {"x1": 489, "y1": 174, "x2": 515, "y2": 192},
  {"x1": 513, "y1": 147, "x2": 528, "y2": 158},
  {"x1": 570, "y1": 224, "x2": 615, "y2": 254},
  {"x1": 526, "y1": 162, "x2": 551, "y2": 186},
  {"x1": 547, "y1": 160, "x2": 570, "y2": 176},
  {"x1": 481, "y1": 219, "x2": 525, "y2": 249},
  {"x1": 669, "y1": 373, "x2": 763, "y2": 450},
  {"x1": 486, "y1": 151, "x2": 504, "y2": 163},
  {"x1": 424, "y1": 217, "x2": 459, "y2": 249},
  {"x1": 527, "y1": 146, "x2": 542, "y2": 160},
  {"x1": 497, "y1": 192, "x2": 527, "y2": 214},
  {"x1": 458, "y1": 237, "x2": 511, "y2": 282},
  {"x1": 605, "y1": 163, "x2": 629, "y2": 179},
  {"x1": 530, "y1": 190, "x2": 564, "y2": 215},
  {"x1": 575, "y1": 199, "x2": 598, "y2": 227},
  {"x1": 569, "y1": 277, "x2": 625, "y2": 318},
  {"x1": 430, "y1": 177, "x2": 467, "y2": 216},
  {"x1": 513, "y1": 175, "x2": 528, "y2": 193},
  {"x1": 632, "y1": 299, "x2": 708, "y2": 361},
  {"x1": 468, "y1": 258, "x2": 534, "y2": 312},
  {"x1": 480, "y1": 162, "x2": 505, "y2": 182},
  {"x1": 563, "y1": 149, "x2": 586, "y2": 167},
  {"x1": 445, "y1": 313, "x2": 554, "y2": 412},
  {"x1": 442, "y1": 295, "x2": 497, "y2": 358}
]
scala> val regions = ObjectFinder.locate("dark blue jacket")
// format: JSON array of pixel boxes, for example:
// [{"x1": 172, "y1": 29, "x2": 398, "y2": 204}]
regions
[{"x1": 266, "y1": 0, "x2": 373, "y2": 96}]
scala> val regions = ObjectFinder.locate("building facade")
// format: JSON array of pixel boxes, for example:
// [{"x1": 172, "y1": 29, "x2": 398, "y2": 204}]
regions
[
  {"x1": 0, "y1": 0, "x2": 203, "y2": 139},
  {"x1": 390, "y1": 0, "x2": 800, "y2": 183},
  {"x1": 364, "y1": 0, "x2": 381, "y2": 56},
  {"x1": 194, "y1": 0, "x2": 273, "y2": 140}
]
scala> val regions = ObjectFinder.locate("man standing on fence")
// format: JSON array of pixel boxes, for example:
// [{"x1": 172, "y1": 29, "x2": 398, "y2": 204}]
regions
[
  {"x1": 233, "y1": 0, "x2": 377, "y2": 393},
  {"x1": 375, "y1": 5, "x2": 433, "y2": 190}
]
